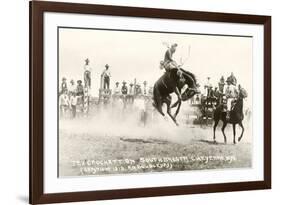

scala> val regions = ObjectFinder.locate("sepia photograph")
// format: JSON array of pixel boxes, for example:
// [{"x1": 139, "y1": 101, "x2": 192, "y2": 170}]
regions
[{"x1": 58, "y1": 27, "x2": 253, "y2": 177}]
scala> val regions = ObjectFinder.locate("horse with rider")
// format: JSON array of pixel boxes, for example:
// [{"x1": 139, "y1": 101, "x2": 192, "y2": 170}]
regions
[
  {"x1": 213, "y1": 82, "x2": 247, "y2": 144},
  {"x1": 210, "y1": 71, "x2": 248, "y2": 144},
  {"x1": 153, "y1": 43, "x2": 199, "y2": 125}
]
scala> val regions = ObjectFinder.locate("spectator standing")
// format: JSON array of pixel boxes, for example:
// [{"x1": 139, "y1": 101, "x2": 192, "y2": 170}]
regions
[
  {"x1": 59, "y1": 90, "x2": 69, "y2": 117},
  {"x1": 68, "y1": 79, "x2": 76, "y2": 96},
  {"x1": 70, "y1": 92, "x2": 78, "y2": 118},
  {"x1": 102, "y1": 64, "x2": 111, "y2": 89}
]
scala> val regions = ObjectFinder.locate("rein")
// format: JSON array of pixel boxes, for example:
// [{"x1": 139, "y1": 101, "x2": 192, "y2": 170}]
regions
[{"x1": 162, "y1": 79, "x2": 168, "y2": 89}]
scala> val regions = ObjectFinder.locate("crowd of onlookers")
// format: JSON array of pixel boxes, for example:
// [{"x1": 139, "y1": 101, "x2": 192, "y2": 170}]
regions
[
  {"x1": 59, "y1": 58, "x2": 156, "y2": 119},
  {"x1": 59, "y1": 76, "x2": 154, "y2": 119},
  {"x1": 112, "y1": 80, "x2": 152, "y2": 97},
  {"x1": 59, "y1": 77, "x2": 87, "y2": 118}
]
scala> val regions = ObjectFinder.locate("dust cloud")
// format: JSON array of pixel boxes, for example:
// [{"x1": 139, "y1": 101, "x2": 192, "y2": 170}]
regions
[
  {"x1": 59, "y1": 100, "x2": 200, "y2": 144},
  {"x1": 60, "y1": 99, "x2": 252, "y2": 144}
]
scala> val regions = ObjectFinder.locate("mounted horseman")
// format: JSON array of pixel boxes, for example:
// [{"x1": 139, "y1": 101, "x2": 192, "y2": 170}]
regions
[
  {"x1": 213, "y1": 84, "x2": 248, "y2": 144},
  {"x1": 153, "y1": 43, "x2": 199, "y2": 125},
  {"x1": 225, "y1": 72, "x2": 238, "y2": 120}
]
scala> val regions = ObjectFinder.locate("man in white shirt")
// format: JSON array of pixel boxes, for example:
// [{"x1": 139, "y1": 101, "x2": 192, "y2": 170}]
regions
[
  {"x1": 84, "y1": 58, "x2": 92, "y2": 89},
  {"x1": 204, "y1": 77, "x2": 212, "y2": 98},
  {"x1": 113, "y1": 82, "x2": 121, "y2": 98},
  {"x1": 70, "y1": 92, "x2": 78, "y2": 118},
  {"x1": 68, "y1": 79, "x2": 76, "y2": 96},
  {"x1": 225, "y1": 78, "x2": 238, "y2": 119},
  {"x1": 127, "y1": 83, "x2": 135, "y2": 103},
  {"x1": 128, "y1": 83, "x2": 134, "y2": 95},
  {"x1": 114, "y1": 82, "x2": 120, "y2": 93},
  {"x1": 59, "y1": 90, "x2": 69, "y2": 117}
]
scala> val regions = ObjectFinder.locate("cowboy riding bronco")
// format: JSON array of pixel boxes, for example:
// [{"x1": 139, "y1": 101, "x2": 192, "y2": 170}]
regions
[
  {"x1": 162, "y1": 43, "x2": 179, "y2": 71},
  {"x1": 160, "y1": 43, "x2": 185, "y2": 86},
  {"x1": 153, "y1": 43, "x2": 199, "y2": 125}
]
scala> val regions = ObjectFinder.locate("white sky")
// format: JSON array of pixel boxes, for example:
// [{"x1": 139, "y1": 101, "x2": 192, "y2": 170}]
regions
[{"x1": 59, "y1": 28, "x2": 252, "y2": 107}]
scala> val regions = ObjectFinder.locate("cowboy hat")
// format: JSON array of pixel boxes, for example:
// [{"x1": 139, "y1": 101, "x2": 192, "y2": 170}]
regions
[
  {"x1": 62, "y1": 77, "x2": 66, "y2": 80},
  {"x1": 115, "y1": 82, "x2": 119, "y2": 84},
  {"x1": 105, "y1": 64, "x2": 109, "y2": 68},
  {"x1": 122, "y1": 81, "x2": 127, "y2": 84},
  {"x1": 77, "y1": 80, "x2": 82, "y2": 83},
  {"x1": 171, "y1": 43, "x2": 178, "y2": 48},
  {"x1": 129, "y1": 83, "x2": 134, "y2": 86}
]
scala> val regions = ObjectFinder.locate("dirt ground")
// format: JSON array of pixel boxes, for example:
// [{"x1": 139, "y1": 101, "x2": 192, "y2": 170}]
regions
[{"x1": 59, "y1": 112, "x2": 252, "y2": 177}]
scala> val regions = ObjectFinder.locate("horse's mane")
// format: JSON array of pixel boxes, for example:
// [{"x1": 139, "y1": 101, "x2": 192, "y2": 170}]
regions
[
  {"x1": 179, "y1": 68, "x2": 197, "y2": 88},
  {"x1": 180, "y1": 68, "x2": 196, "y2": 81},
  {"x1": 159, "y1": 68, "x2": 197, "y2": 89}
]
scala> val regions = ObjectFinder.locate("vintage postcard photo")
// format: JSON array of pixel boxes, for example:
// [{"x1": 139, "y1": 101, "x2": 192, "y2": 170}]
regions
[{"x1": 58, "y1": 27, "x2": 252, "y2": 177}]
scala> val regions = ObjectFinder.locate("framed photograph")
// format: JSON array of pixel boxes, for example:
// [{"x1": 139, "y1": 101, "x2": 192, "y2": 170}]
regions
[{"x1": 30, "y1": 1, "x2": 271, "y2": 204}]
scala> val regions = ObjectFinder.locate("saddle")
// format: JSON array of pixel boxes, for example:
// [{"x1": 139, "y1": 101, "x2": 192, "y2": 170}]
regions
[
  {"x1": 160, "y1": 61, "x2": 172, "y2": 72},
  {"x1": 160, "y1": 60, "x2": 179, "y2": 72}
]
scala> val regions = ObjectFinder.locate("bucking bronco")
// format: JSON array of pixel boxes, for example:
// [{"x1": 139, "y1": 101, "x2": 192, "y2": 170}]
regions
[{"x1": 153, "y1": 68, "x2": 198, "y2": 125}]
